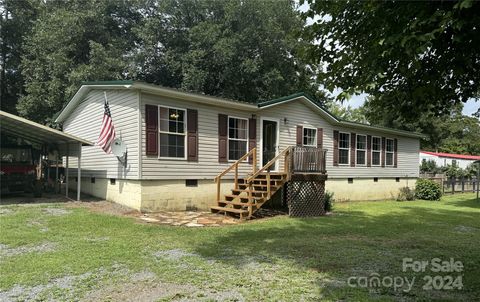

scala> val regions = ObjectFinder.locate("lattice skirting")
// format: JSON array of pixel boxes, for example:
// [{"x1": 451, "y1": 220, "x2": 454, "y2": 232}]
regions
[{"x1": 286, "y1": 174, "x2": 327, "y2": 217}]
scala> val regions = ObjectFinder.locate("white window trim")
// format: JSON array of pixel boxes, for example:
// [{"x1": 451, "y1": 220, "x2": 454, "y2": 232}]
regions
[
  {"x1": 158, "y1": 105, "x2": 187, "y2": 160},
  {"x1": 338, "y1": 131, "x2": 350, "y2": 166},
  {"x1": 356, "y1": 134, "x2": 367, "y2": 166},
  {"x1": 303, "y1": 126, "x2": 317, "y2": 147},
  {"x1": 385, "y1": 138, "x2": 395, "y2": 167},
  {"x1": 371, "y1": 136, "x2": 382, "y2": 167},
  {"x1": 227, "y1": 116, "x2": 249, "y2": 162}
]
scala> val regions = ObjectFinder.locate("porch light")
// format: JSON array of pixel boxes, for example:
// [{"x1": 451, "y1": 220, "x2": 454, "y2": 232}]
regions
[{"x1": 284, "y1": 117, "x2": 289, "y2": 125}]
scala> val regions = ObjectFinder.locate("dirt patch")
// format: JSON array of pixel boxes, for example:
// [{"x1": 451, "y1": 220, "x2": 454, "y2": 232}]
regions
[
  {"x1": 42, "y1": 208, "x2": 71, "y2": 216},
  {"x1": 0, "y1": 272, "x2": 92, "y2": 302},
  {"x1": 82, "y1": 278, "x2": 245, "y2": 302},
  {"x1": 130, "y1": 270, "x2": 157, "y2": 282},
  {"x1": 153, "y1": 249, "x2": 200, "y2": 261},
  {"x1": 66, "y1": 200, "x2": 140, "y2": 217},
  {"x1": 454, "y1": 225, "x2": 477, "y2": 233},
  {"x1": 26, "y1": 219, "x2": 49, "y2": 232},
  {"x1": 0, "y1": 242, "x2": 56, "y2": 258},
  {"x1": 84, "y1": 236, "x2": 110, "y2": 243},
  {"x1": 0, "y1": 208, "x2": 13, "y2": 215}
]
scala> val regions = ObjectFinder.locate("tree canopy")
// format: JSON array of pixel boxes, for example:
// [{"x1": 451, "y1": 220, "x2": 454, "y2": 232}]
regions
[
  {"x1": 301, "y1": 0, "x2": 480, "y2": 122},
  {"x1": 1, "y1": 0, "x2": 325, "y2": 124}
]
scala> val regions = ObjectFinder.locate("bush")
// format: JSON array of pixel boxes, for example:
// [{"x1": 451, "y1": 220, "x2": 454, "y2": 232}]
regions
[
  {"x1": 396, "y1": 187, "x2": 415, "y2": 201},
  {"x1": 415, "y1": 179, "x2": 442, "y2": 200},
  {"x1": 324, "y1": 191, "x2": 334, "y2": 212}
]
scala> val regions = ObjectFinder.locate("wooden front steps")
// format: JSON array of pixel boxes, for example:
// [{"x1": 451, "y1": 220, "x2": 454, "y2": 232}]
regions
[
  {"x1": 212, "y1": 147, "x2": 295, "y2": 219},
  {"x1": 211, "y1": 171, "x2": 289, "y2": 219}
]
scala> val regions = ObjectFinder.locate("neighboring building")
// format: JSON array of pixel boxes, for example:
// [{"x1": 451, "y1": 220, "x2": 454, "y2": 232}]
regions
[
  {"x1": 55, "y1": 81, "x2": 423, "y2": 212},
  {"x1": 420, "y1": 151, "x2": 480, "y2": 169}
]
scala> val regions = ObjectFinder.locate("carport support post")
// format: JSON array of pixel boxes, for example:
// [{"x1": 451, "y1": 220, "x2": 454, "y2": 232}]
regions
[
  {"x1": 477, "y1": 162, "x2": 479, "y2": 202},
  {"x1": 55, "y1": 152, "x2": 59, "y2": 193},
  {"x1": 66, "y1": 144, "x2": 69, "y2": 199},
  {"x1": 77, "y1": 142, "x2": 81, "y2": 201}
]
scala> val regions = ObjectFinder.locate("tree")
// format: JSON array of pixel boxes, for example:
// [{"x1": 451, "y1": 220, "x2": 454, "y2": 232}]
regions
[
  {"x1": 325, "y1": 102, "x2": 368, "y2": 123},
  {"x1": 0, "y1": 0, "x2": 42, "y2": 114},
  {"x1": 15, "y1": 0, "x2": 142, "y2": 124},
  {"x1": 364, "y1": 97, "x2": 480, "y2": 154},
  {"x1": 12, "y1": 0, "x2": 325, "y2": 123},
  {"x1": 301, "y1": 0, "x2": 480, "y2": 123},
  {"x1": 134, "y1": 0, "x2": 324, "y2": 104}
]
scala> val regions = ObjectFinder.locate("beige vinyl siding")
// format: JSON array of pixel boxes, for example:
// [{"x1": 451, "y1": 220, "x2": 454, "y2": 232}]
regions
[
  {"x1": 140, "y1": 92, "x2": 255, "y2": 179},
  {"x1": 259, "y1": 101, "x2": 420, "y2": 178},
  {"x1": 62, "y1": 90, "x2": 140, "y2": 179}
]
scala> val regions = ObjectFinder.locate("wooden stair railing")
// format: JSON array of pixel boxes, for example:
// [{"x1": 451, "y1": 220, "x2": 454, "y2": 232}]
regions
[
  {"x1": 214, "y1": 147, "x2": 257, "y2": 203},
  {"x1": 211, "y1": 147, "x2": 293, "y2": 219}
]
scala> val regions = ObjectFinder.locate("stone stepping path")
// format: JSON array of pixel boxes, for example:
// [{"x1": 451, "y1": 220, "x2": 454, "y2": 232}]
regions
[{"x1": 138, "y1": 211, "x2": 239, "y2": 227}]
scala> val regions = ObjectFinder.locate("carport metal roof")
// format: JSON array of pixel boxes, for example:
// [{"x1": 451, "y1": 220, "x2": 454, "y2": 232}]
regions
[{"x1": 0, "y1": 110, "x2": 92, "y2": 146}]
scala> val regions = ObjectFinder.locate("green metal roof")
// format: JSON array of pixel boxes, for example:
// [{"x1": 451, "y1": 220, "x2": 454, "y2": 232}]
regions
[{"x1": 81, "y1": 80, "x2": 135, "y2": 85}]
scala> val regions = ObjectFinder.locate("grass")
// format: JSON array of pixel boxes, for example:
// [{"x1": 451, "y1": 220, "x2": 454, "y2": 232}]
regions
[{"x1": 0, "y1": 193, "x2": 479, "y2": 301}]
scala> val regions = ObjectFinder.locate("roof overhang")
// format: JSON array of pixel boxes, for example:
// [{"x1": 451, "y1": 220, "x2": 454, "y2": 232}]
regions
[
  {"x1": 55, "y1": 81, "x2": 425, "y2": 139},
  {"x1": 258, "y1": 93, "x2": 426, "y2": 139},
  {"x1": 1, "y1": 110, "x2": 93, "y2": 146},
  {"x1": 258, "y1": 93, "x2": 340, "y2": 124},
  {"x1": 55, "y1": 81, "x2": 257, "y2": 123}
]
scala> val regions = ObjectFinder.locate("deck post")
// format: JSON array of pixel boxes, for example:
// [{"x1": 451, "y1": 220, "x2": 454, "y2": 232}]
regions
[
  {"x1": 216, "y1": 178, "x2": 221, "y2": 202},
  {"x1": 266, "y1": 171, "x2": 271, "y2": 199},
  {"x1": 253, "y1": 149, "x2": 257, "y2": 174},
  {"x1": 234, "y1": 164, "x2": 238, "y2": 190},
  {"x1": 65, "y1": 144, "x2": 69, "y2": 198},
  {"x1": 55, "y1": 152, "x2": 59, "y2": 194},
  {"x1": 77, "y1": 142, "x2": 81, "y2": 201}
]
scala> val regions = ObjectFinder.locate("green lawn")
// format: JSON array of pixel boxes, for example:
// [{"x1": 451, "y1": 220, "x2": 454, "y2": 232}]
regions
[{"x1": 1, "y1": 193, "x2": 479, "y2": 301}]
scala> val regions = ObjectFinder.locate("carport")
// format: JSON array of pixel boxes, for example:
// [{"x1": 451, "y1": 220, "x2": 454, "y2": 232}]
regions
[{"x1": 0, "y1": 110, "x2": 93, "y2": 200}]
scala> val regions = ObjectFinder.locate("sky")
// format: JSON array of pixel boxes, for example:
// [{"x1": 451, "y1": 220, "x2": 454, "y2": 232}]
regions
[
  {"x1": 297, "y1": 2, "x2": 479, "y2": 117},
  {"x1": 346, "y1": 94, "x2": 478, "y2": 116}
]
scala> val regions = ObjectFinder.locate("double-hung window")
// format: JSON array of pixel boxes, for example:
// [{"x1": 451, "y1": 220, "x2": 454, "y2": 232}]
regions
[
  {"x1": 386, "y1": 138, "x2": 394, "y2": 166},
  {"x1": 159, "y1": 106, "x2": 186, "y2": 158},
  {"x1": 356, "y1": 134, "x2": 367, "y2": 165},
  {"x1": 372, "y1": 136, "x2": 381, "y2": 166},
  {"x1": 303, "y1": 128, "x2": 317, "y2": 147},
  {"x1": 228, "y1": 117, "x2": 248, "y2": 161},
  {"x1": 339, "y1": 132, "x2": 350, "y2": 165}
]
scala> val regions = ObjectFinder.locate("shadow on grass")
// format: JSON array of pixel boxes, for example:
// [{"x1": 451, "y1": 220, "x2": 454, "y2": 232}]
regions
[
  {"x1": 191, "y1": 199, "x2": 480, "y2": 300},
  {"x1": 443, "y1": 196, "x2": 480, "y2": 209}
]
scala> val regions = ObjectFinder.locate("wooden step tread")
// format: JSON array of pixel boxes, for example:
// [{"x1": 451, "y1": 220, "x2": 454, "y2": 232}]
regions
[
  {"x1": 231, "y1": 189, "x2": 268, "y2": 194},
  {"x1": 237, "y1": 178, "x2": 285, "y2": 183},
  {"x1": 258, "y1": 172, "x2": 287, "y2": 175},
  {"x1": 239, "y1": 184, "x2": 283, "y2": 188},
  {"x1": 224, "y1": 194, "x2": 264, "y2": 200},
  {"x1": 218, "y1": 200, "x2": 256, "y2": 206},
  {"x1": 210, "y1": 206, "x2": 249, "y2": 214}
]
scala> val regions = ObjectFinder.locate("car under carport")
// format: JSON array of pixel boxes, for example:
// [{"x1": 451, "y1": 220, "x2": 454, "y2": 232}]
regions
[{"x1": 0, "y1": 110, "x2": 93, "y2": 200}]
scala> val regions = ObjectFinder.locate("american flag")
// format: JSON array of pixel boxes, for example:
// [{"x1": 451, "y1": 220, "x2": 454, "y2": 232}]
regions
[{"x1": 97, "y1": 92, "x2": 116, "y2": 153}]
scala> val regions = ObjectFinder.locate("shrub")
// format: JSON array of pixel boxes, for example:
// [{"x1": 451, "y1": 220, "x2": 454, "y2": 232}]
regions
[
  {"x1": 415, "y1": 178, "x2": 442, "y2": 200},
  {"x1": 396, "y1": 187, "x2": 415, "y2": 201},
  {"x1": 324, "y1": 191, "x2": 334, "y2": 212}
]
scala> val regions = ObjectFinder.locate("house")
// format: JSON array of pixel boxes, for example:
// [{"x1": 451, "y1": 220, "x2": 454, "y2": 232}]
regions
[
  {"x1": 55, "y1": 81, "x2": 423, "y2": 214},
  {"x1": 420, "y1": 151, "x2": 480, "y2": 169}
]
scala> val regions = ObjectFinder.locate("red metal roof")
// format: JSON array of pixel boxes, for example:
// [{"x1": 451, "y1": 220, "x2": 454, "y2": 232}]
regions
[{"x1": 420, "y1": 151, "x2": 480, "y2": 160}]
